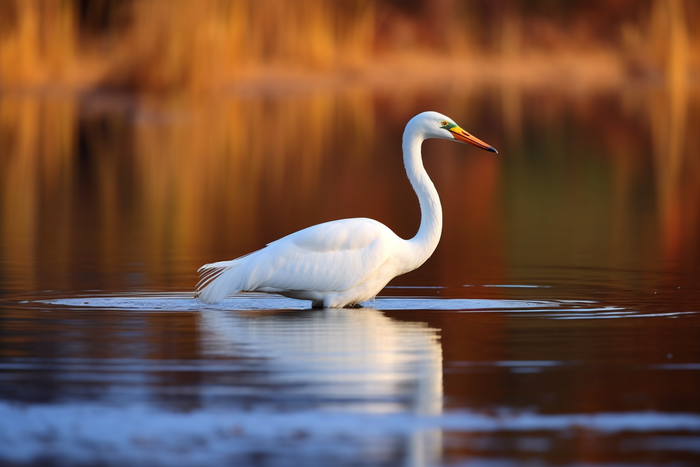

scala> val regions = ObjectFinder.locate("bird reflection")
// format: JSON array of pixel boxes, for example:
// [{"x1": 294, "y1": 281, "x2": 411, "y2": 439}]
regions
[
  {"x1": 198, "y1": 307, "x2": 443, "y2": 417},
  {"x1": 198, "y1": 306, "x2": 443, "y2": 466}
]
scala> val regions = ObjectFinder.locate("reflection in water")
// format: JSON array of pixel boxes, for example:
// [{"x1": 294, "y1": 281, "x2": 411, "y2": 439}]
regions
[
  {"x1": 1, "y1": 85, "x2": 699, "y2": 298},
  {"x1": 1, "y1": 84, "x2": 700, "y2": 466},
  {"x1": 199, "y1": 307, "x2": 443, "y2": 416},
  {"x1": 0, "y1": 297, "x2": 447, "y2": 467},
  {"x1": 201, "y1": 307, "x2": 443, "y2": 466},
  {"x1": 2, "y1": 295, "x2": 699, "y2": 466},
  {"x1": 501, "y1": 86, "x2": 700, "y2": 295}
]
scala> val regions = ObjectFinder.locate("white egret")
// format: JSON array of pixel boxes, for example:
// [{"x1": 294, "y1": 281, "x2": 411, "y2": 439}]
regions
[{"x1": 196, "y1": 111, "x2": 497, "y2": 308}]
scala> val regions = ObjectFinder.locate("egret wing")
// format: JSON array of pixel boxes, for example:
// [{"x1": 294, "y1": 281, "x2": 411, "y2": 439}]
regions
[{"x1": 243, "y1": 218, "x2": 394, "y2": 292}]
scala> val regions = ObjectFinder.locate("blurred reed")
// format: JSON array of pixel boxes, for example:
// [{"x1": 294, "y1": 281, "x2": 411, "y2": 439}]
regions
[
  {"x1": 1, "y1": 0, "x2": 699, "y2": 92},
  {"x1": 2, "y1": 86, "x2": 699, "y2": 292},
  {"x1": 0, "y1": 0, "x2": 378, "y2": 91},
  {"x1": 0, "y1": 90, "x2": 383, "y2": 290}
]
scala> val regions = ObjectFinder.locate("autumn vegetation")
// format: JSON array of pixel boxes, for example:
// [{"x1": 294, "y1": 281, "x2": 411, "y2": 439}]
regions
[{"x1": 0, "y1": 0, "x2": 697, "y2": 92}]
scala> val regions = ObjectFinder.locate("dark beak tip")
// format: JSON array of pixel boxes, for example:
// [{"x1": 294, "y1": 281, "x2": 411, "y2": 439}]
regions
[{"x1": 487, "y1": 146, "x2": 498, "y2": 154}]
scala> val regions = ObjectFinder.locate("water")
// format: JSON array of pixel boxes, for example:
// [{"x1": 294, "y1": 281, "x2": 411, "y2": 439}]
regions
[{"x1": 1, "y1": 86, "x2": 699, "y2": 466}]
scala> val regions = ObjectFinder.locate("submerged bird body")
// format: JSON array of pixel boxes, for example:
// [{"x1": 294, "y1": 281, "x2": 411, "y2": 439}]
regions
[{"x1": 197, "y1": 111, "x2": 497, "y2": 308}]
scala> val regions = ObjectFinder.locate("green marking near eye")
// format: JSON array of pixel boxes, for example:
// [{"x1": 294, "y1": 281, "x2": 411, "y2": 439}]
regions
[{"x1": 441, "y1": 121, "x2": 457, "y2": 130}]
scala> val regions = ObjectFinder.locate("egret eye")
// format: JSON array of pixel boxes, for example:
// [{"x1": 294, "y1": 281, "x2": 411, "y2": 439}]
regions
[{"x1": 441, "y1": 121, "x2": 448, "y2": 127}]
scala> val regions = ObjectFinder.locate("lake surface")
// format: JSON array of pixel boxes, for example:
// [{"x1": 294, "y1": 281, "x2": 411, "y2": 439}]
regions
[{"x1": 1, "y1": 84, "x2": 699, "y2": 466}]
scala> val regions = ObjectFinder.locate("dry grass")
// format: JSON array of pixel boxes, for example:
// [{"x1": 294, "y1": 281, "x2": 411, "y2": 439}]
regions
[{"x1": 0, "y1": 0, "x2": 699, "y2": 93}]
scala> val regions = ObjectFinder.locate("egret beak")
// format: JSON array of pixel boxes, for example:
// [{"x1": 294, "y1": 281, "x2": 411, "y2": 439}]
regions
[{"x1": 449, "y1": 126, "x2": 498, "y2": 153}]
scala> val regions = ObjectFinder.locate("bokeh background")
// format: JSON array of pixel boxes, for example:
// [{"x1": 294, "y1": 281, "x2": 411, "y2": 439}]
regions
[
  {"x1": 1, "y1": 0, "x2": 698, "y2": 296},
  {"x1": 1, "y1": 0, "x2": 699, "y2": 91}
]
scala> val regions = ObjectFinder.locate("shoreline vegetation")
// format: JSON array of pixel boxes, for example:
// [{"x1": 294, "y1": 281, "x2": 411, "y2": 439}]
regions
[{"x1": 0, "y1": 0, "x2": 698, "y2": 94}]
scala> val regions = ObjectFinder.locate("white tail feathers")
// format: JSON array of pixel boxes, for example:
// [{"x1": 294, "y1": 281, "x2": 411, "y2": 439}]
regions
[{"x1": 196, "y1": 260, "x2": 243, "y2": 304}]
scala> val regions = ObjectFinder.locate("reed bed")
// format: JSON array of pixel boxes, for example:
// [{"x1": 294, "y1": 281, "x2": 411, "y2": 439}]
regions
[{"x1": 0, "y1": 0, "x2": 698, "y2": 92}]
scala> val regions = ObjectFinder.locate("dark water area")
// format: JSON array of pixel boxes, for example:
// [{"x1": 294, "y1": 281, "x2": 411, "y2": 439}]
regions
[{"x1": 1, "y1": 85, "x2": 699, "y2": 466}]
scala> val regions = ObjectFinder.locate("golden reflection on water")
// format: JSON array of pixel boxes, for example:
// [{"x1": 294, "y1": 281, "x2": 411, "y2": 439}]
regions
[{"x1": 0, "y1": 85, "x2": 699, "y2": 296}]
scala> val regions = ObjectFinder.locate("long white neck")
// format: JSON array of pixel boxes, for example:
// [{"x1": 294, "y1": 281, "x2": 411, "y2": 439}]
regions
[{"x1": 402, "y1": 126, "x2": 443, "y2": 272}]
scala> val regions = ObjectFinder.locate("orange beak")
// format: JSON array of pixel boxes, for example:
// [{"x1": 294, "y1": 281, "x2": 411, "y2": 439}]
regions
[{"x1": 449, "y1": 126, "x2": 498, "y2": 153}]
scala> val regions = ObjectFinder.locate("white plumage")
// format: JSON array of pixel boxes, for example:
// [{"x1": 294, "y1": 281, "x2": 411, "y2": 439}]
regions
[{"x1": 196, "y1": 111, "x2": 497, "y2": 308}]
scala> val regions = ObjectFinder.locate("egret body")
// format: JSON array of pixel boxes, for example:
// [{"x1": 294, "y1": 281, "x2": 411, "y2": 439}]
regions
[{"x1": 196, "y1": 111, "x2": 497, "y2": 308}]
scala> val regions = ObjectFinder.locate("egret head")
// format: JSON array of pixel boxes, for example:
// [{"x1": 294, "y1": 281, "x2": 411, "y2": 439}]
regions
[{"x1": 411, "y1": 111, "x2": 498, "y2": 154}]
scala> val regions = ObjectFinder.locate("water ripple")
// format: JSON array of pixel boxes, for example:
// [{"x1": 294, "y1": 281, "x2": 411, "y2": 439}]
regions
[{"x1": 28, "y1": 293, "x2": 696, "y2": 320}]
